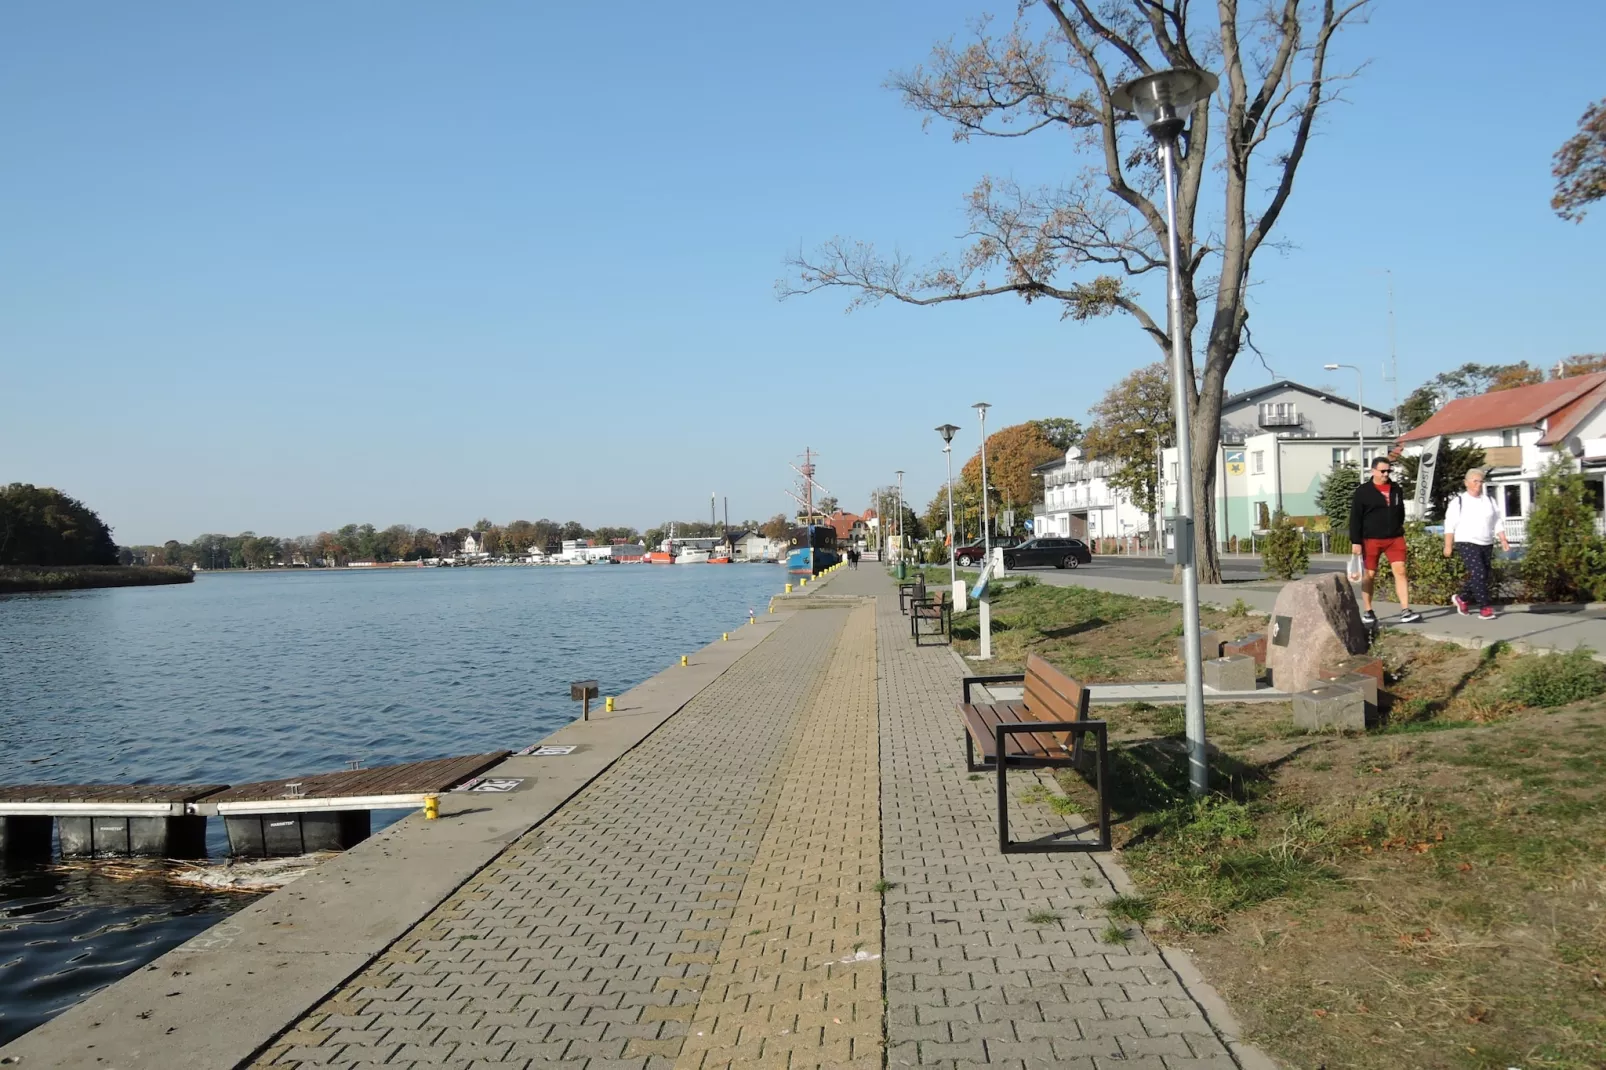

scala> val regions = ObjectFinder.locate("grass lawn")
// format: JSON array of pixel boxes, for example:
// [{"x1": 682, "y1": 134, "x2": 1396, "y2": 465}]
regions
[{"x1": 960, "y1": 575, "x2": 1606, "y2": 1069}]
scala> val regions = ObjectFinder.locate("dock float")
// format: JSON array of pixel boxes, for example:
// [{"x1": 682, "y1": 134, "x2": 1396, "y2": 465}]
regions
[
  {"x1": 205, "y1": 751, "x2": 509, "y2": 856},
  {"x1": 0, "y1": 753, "x2": 510, "y2": 860},
  {"x1": 0, "y1": 784, "x2": 228, "y2": 860}
]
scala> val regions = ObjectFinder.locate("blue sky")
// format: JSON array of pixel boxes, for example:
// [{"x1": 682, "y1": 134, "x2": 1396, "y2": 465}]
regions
[{"x1": 3, "y1": 1, "x2": 1601, "y2": 544}]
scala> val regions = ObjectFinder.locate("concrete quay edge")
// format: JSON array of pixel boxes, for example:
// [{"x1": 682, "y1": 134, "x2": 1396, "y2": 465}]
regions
[{"x1": 0, "y1": 597, "x2": 807, "y2": 1070}]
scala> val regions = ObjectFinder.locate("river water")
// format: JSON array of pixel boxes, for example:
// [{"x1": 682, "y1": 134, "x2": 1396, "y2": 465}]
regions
[{"x1": 0, "y1": 563, "x2": 785, "y2": 1045}]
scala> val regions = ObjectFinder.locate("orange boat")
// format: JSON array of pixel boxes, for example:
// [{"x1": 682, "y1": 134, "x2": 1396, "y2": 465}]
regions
[
  {"x1": 645, "y1": 551, "x2": 674, "y2": 565},
  {"x1": 708, "y1": 554, "x2": 732, "y2": 564}
]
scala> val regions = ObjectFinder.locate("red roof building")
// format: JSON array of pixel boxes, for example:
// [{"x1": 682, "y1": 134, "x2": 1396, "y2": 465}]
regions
[{"x1": 1397, "y1": 371, "x2": 1606, "y2": 541}]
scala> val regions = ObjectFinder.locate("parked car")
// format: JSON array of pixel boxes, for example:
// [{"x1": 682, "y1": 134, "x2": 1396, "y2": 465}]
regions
[
  {"x1": 1002, "y1": 537, "x2": 1092, "y2": 570},
  {"x1": 953, "y1": 535, "x2": 1023, "y2": 567}
]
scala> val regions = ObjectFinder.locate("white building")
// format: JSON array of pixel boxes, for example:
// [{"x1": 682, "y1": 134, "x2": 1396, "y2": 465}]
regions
[
  {"x1": 1397, "y1": 370, "x2": 1606, "y2": 541},
  {"x1": 1032, "y1": 447, "x2": 1152, "y2": 542},
  {"x1": 1161, "y1": 379, "x2": 1394, "y2": 537}
]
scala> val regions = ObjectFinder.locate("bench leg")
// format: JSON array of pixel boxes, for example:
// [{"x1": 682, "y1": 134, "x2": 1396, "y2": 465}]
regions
[{"x1": 997, "y1": 738, "x2": 1011, "y2": 854}]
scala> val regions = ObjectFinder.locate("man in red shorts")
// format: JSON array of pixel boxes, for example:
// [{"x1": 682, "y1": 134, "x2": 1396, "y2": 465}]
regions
[{"x1": 1348, "y1": 455, "x2": 1421, "y2": 624}]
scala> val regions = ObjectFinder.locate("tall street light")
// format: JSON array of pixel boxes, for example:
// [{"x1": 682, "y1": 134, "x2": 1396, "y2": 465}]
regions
[
  {"x1": 973, "y1": 402, "x2": 992, "y2": 563},
  {"x1": 1324, "y1": 363, "x2": 1366, "y2": 467},
  {"x1": 894, "y1": 470, "x2": 904, "y2": 564},
  {"x1": 937, "y1": 424, "x2": 960, "y2": 589},
  {"x1": 1113, "y1": 67, "x2": 1217, "y2": 798}
]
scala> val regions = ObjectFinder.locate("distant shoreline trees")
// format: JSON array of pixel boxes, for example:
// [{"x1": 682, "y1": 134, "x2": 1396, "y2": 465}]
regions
[{"x1": 0, "y1": 484, "x2": 119, "y2": 567}]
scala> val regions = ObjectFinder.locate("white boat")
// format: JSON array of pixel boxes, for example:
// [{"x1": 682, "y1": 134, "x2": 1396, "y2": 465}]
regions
[{"x1": 676, "y1": 547, "x2": 711, "y2": 565}]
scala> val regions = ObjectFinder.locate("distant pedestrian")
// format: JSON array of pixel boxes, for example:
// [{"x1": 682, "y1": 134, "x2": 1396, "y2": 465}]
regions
[
  {"x1": 1349, "y1": 455, "x2": 1422, "y2": 624},
  {"x1": 1443, "y1": 468, "x2": 1508, "y2": 618}
]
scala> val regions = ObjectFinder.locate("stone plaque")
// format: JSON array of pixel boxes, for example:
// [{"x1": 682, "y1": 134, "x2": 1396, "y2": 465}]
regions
[{"x1": 1271, "y1": 615, "x2": 1294, "y2": 647}]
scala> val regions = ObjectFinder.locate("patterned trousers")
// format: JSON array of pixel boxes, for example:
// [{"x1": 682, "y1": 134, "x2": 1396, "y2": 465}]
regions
[{"x1": 1456, "y1": 542, "x2": 1494, "y2": 608}]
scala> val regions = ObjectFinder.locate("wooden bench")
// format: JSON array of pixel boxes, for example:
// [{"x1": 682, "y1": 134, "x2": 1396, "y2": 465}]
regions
[
  {"x1": 910, "y1": 588, "x2": 951, "y2": 645},
  {"x1": 960, "y1": 653, "x2": 1110, "y2": 853},
  {"x1": 897, "y1": 576, "x2": 926, "y2": 614}
]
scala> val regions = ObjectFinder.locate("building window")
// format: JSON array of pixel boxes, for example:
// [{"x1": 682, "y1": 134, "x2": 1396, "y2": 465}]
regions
[
  {"x1": 1169, "y1": 462, "x2": 1179, "y2": 482},
  {"x1": 1501, "y1": 429, "x2": 1516, "y2": 447},
  {"x1": 1331, "y1": 447, "x2": 1351, "y2": 466},
  {"x1": 1252, "y1": 451, "x2": 1265, "y2": 474},
  {"x1": 1505, "y1": 484, "x2": 1523, "y2": 517}
]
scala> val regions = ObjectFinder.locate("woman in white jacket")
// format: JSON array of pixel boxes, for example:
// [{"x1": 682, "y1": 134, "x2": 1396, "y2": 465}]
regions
[{"x1": 1441, "y1": 468, "x2": 1510, "y2": 618}]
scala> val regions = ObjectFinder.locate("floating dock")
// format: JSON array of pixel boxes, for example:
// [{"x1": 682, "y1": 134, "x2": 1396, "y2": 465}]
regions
[
  {"x1": 207, "y1": 752, "x2": 509, "y2": 856},
  {"x1": 0, "y1": 784, "x2": 228, "y2": 859},
  {"x1": 0, "y1": 752, "x2": 510, "y2": 860}
]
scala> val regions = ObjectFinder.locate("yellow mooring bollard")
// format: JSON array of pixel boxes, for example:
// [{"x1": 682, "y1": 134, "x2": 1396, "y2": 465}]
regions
[
  {"x1": 680, "y1": 655, "x2": 688, "y2": 667},
  {"x1": 423, "y1": 795, "x2": 440, "y2": 820},
  {"x1": 722, "y1": 632, "x2": 728, "y2": 641},
  {"x1": 605, "y1": 696, "x2": 615, "y2": 713},
  {"x1": 785, "y1": 583, "x2": 792, "y2": 593}
]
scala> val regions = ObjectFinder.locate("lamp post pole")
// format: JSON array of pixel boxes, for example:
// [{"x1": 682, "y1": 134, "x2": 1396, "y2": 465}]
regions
[
  {"x1": 973, "y1": 402, "x2": 992, "y2": 563},
  {"x1": 937, "y1": 424, "x2": 961, "y2": 592},
  {"x1": 1325, "y1": 363, "x2": 1366, "y2": 467},
  {"x1": 894, "y1": 470, "x2": 904, "y2": 564},
  {"x1": 1114, "y1": 68, "x2": 1217, "y2": 798}
]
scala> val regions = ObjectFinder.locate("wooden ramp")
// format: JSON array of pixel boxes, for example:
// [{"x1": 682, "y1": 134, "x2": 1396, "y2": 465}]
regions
[
  {"x1": 0, "y1": 784, "x2": 228, "y2": 817},
  {"x1": 204, "y1": 752, "x2": 510, "y2": 814}
]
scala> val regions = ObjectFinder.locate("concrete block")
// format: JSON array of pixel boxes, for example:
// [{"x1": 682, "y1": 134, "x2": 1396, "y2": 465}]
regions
[
  {"x1": 1222, "y1": 633, "x2": 1267, "y2": 666},
  {"x1": 1318, "y1": 670, "x2": 1379, "y2": 724},
  {"x1": 1178, "y1": 629, "x2": 1221, "y2": 665},
  {"x1": 1321, "y1": 654, "x2": 1385, "y2": 693},
  {"x1": 1203, "y1": 655, "x2": 1256, "y2": 693},
  {"x1": 1293, "y1": 685, "x2": 1366, "y2": 733}
]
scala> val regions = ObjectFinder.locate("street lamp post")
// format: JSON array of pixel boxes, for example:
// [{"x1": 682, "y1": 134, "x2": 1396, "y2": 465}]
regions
[
  {"x1": 937, "y1": 424, "x2": 960, "y2": 592},
  {"x1": 973, "y1": 402, "x2": 992, "y2": 563},
  {"x1": 894, "y1": 470, "x2": 904, "y2": 565},
  {"x1": 1324, "y1": 363, "x2": 1366, "y2": 467},
  {"x1": 1113, "y1": 68, "x2": 1217, "y2": 798}
]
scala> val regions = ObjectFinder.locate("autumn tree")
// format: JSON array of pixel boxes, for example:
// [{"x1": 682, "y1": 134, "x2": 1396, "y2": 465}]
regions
[
  {"x1": 1552, "y1": 97, "x2": 1606, "y2": 222},
  {"x1": 1081, "y1": 362, "x2": 1172, "y2": 539},
  {"x1": 959, "y1": 421, "x2": 1062, "y2": 519},
  {"x1": 1489, "y1": 362, "x2": 1544, "y2": 392},
  {"x1": 783, "y1": 0, "x2": 1371, "y2": 582},
  {"x1": 760, "y1": 513, "x2": 792, "y2": 542},
  {"x1": 1556, "y1": 353, "x2": 1606, "y2": 378}
]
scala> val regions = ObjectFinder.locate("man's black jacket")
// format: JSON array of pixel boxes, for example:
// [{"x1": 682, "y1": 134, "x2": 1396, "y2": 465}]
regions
[{"x1": 1349, "y1": 478, "x2": 1405, "y2": 543}]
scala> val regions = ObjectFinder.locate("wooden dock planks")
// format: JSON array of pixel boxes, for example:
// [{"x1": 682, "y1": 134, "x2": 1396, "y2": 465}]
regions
[
  {"x1": 207, "y1": 751, "x2": 511, "y2": 804},
  {"x1": 0, "y1": 784, "x2": 227, "y2": 810}
]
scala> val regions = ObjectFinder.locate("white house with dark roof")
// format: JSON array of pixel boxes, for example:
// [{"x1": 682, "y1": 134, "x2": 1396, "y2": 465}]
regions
[{"x1": 1159, "y1": 379, "x2": 1395, "y2": 539}]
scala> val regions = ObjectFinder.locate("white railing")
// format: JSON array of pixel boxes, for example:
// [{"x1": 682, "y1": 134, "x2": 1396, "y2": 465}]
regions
[{"x1": 1504, "y1": 517, "x2": 1526, "y2": 544}]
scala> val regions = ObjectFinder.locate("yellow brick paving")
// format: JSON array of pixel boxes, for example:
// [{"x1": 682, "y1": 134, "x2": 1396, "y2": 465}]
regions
[{"x1": 674, "y1": 602, "x2": 881, "y2": 1070}]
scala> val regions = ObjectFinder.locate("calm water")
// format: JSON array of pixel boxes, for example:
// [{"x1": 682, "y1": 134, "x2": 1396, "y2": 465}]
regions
[{"x1": 0, "y1": 563, "x2": 784, "y2": 1044}]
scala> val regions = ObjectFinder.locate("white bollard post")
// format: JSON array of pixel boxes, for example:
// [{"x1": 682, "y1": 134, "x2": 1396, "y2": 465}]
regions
[
  {"x1": 952, "y1": 580, "x2": 967, "y2": 614},
  {"x1": 979, "y1": 597, "x2": 992, "y2": 660}
]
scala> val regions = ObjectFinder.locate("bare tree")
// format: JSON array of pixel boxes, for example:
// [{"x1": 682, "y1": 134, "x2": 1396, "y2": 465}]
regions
[{"x1": 781, "y1": 0, "x2": 1370, "y2": 582}]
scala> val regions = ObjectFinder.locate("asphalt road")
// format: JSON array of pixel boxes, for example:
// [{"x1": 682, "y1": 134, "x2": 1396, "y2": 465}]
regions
[{"x1": 1023, "y1": 553, "x2": 1347, "y2": 584}]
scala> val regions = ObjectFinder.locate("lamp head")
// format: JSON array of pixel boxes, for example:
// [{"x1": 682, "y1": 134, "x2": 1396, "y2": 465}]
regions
[
  {"x1": 1323, "y1": 363, "x2": 1340, "y2": 371},
  {"x1": 972, "y1": 401, "x2": 991, "y2": 415},
  {"x1": 1112, "y1": 69, "x2": 1217, "y2": 143},
  {"x1": 936, "y1": 423, "x2": 959, "y2": 444}
]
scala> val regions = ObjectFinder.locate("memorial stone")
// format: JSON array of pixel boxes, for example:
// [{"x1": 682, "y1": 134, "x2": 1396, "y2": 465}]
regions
[{"x1": 1264, "y1": 574, "x2": 1369, "y2": 692}]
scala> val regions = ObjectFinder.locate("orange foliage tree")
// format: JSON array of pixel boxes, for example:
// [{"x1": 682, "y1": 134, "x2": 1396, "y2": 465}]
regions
[{"x1": 959, "y1": 422, "x2": 1063, "y2": 518}]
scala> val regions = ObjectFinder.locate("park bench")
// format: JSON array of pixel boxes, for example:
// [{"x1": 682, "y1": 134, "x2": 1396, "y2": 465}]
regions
[
  {"x1": 897, "y1": 576, "x2": 926, "y2": 614},
  {"x1": 960, "y1": 653, "x2": 1110, "y2": 853},
  {"x1": 910, "y1": 588, "x2": 951, "y2": 646}
]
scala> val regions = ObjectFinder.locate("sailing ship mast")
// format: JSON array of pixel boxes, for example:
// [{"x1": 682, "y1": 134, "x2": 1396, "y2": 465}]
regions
[{"x1": 785, "y1": 447, "x2": 830, "y2": 524}]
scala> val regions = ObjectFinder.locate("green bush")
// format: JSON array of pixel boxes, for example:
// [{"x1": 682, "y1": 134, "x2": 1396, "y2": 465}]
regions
[
  {"x1": 1521, "y1": 458, "x2": 1606, "y2": 603},
  {"x1": 1380, "y1": 522, "x2": 1510, "y2": 606},
  {"x1": 1504, "y1": 647, "x2": 1606, "y2": 708},
  {"x1": 1261, "y1": 511, "x2": 1309, "y2": 580}
]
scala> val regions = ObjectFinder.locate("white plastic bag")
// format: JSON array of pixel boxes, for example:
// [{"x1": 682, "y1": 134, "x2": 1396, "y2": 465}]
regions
[{"x1": 1346, "y1": 552, "x2": 1364, "y2": 583}]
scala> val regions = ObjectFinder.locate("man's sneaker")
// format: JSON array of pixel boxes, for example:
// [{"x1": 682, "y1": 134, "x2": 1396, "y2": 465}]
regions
[
  {"x1": 1480, "y1": 606, "x2": 1497, "y2": 619},
  {"x1": 1361, "y1": 609, "x2": 1378, "y2": 626},
  {"x1": 1452, "y1": 594, "x2": 1469, "y2": 615},
  {"x1": 1399, "y1": 610, "x2": 1424, "y2": 623}
]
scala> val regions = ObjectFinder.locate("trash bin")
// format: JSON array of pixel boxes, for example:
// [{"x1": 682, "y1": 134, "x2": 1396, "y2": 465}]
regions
[{"x1": 895, "y1": 562, "x2": 907, "y2": 581}]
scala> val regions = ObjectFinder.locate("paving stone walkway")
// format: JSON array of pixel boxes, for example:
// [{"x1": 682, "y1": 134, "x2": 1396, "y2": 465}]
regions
[{"x1": 251, "y1": 569, "x2": 1252, "y2": 1070}]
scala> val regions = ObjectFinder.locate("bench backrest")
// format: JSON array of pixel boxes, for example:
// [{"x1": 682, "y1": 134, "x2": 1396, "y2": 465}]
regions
[{"x1": 1022, "y1": 653, "x2": 1090, "y2": 730}]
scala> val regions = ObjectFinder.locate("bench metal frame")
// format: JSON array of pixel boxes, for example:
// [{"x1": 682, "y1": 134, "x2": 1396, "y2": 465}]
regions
[
  {"x1": 960, "y1": 674, "x2": 1111, "y2": 854},
  {"x1": 910, "y1": 594, "x2": 951, "y2": 646}
]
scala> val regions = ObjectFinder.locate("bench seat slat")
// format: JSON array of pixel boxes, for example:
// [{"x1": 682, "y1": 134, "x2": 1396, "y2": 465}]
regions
[{"x1": 960, "y1": 703, "x2": 1060, "y2": 761}]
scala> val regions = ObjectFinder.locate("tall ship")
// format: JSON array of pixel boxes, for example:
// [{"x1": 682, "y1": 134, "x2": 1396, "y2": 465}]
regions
[{"x1": 784, "y1": 447, "x2": 842, "y2": 576}]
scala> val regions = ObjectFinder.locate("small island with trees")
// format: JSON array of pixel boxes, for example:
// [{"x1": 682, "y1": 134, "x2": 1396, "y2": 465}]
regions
[{"x1": 0, "y1": 483, "x2": 193, "y2": 594}]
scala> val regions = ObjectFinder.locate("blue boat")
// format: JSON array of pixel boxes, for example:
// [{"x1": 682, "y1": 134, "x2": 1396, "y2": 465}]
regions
[{"x1": 786, "y1": 524, "x2": 840, "y2": 575}]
